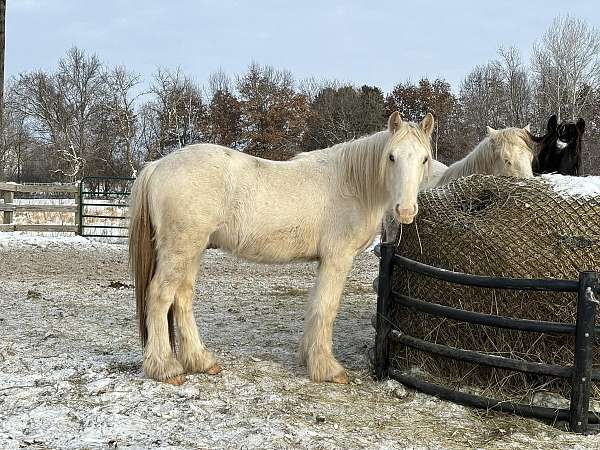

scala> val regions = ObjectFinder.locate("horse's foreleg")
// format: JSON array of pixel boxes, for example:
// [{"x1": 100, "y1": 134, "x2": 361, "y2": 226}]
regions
[
  {"x1": 174, "y1": 256, "x2": 220, "y2": 375},
  {"x1": 300, "y1": 255, "x2": 354, "y2": 384}
]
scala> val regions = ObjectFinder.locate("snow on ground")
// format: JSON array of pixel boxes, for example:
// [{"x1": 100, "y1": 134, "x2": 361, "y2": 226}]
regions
[
  {"x1": 0, "y1": 233, "x2": 117, "y2": 250},
  {"x1": 542, "y1": 174, "x2": 600, "y2": 198},
  {"x1": 0, "y1": 235, "x2": 598, "y2": 449}
]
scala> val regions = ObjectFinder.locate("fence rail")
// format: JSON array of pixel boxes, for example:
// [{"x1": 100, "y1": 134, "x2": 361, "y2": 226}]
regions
[
  {"x1": 373, "y1": 242, "x2": 600, "y2": 434},
  {"x1": 0, "y1": 182, "x2": 81, "y2": 234},
  {"x1": 0, "y1": 178, "x2": 134, "y2": 236}
]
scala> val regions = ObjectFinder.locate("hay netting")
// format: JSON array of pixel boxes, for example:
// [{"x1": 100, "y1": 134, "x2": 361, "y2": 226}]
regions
[{"x1": 387, "y1": 174, "x2": 600, "y2": 402}]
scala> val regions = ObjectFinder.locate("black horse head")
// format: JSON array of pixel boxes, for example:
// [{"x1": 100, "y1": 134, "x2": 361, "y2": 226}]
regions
[{"x1": 533, "y1": 115, "x2": 585, "y2": 176}]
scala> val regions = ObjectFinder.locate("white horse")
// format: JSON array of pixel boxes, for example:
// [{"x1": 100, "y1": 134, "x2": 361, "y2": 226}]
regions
[
  {"x1": 129, "y1": 111, "x2": 434, "y2": 385},
  {"x1": 433, "y1": 125, "x2": 534, "y2": 187},
  {"x1": 384, "y1": 125, "x2": 535, "y2": 240}
]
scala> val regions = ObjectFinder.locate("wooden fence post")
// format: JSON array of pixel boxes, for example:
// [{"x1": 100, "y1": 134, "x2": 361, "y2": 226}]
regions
[{"x1": 2, "y1": 187, "x2": 13, "y2": 225}]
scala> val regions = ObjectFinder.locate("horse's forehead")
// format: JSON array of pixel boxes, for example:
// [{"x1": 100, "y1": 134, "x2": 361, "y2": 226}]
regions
[
  {"x1": 560, "y1": 124, "x2": 578, "y2": 136},
  {"x1": 392, "y1": 131, "x2": 429, "y2": 155},
  {"x1": 497, "y1": 133, "x2": 530, "y2": 155}
]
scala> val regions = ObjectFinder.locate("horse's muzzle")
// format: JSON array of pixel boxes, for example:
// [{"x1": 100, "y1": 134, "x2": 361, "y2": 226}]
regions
[{"x1": 395, "y1": 204, "x2": 418, "y2": 224}]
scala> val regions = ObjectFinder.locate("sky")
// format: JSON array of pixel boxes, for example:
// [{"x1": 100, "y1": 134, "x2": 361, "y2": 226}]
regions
[{"x1": 6, "y1": 0, "x2": 600, "y2": 93}]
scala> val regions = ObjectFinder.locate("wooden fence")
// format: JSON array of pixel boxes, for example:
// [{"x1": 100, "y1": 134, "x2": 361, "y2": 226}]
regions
[{"x1": 0, "y1": 182, "x2": 80, "y2": 233}]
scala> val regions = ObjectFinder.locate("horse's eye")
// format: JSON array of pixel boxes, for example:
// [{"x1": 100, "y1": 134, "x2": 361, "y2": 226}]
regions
[
  {"x1": 389, "y1": 154, "x2": 395, "y2": 162},
  {"x1": 505, "y1": 159, "x2": 512, "y2": 166},
  {"x1": 423, "y1": 157, "x2": 429, "y2": 165}
]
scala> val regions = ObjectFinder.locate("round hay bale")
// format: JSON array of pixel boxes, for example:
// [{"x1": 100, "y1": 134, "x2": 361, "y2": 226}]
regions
[{"x1": 388, "y1": 174, "x2": 600, "y2": 401}]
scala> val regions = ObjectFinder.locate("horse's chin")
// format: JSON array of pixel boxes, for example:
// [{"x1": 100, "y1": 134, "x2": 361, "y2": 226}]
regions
[{"x1": 395, "y1": 214, "x2": 415, "y2": 225}]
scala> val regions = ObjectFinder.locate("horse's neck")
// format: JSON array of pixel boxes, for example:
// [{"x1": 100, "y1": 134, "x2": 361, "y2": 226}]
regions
[{"x1": 439, "y1": 140, "x2": 490, "y2": 184}]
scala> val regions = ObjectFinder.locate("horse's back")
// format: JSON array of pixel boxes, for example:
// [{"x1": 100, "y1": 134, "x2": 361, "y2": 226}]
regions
[{"x1": 146, "y1": 143, "x2": 329, "y2": 260}]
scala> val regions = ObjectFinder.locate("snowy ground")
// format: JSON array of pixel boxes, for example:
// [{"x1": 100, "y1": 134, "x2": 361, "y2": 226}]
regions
[{"x1": 0, "y1": 235, "x2": 597, "y2": 449}]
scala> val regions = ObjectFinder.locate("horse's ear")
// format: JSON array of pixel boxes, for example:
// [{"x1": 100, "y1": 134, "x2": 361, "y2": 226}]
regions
[
  {"x1": 486, "y1": 126, "x2": 496, "y2": 135},
  {"x1": 524, "y1": 124, "x2": 531, "y2": 132},
  {"x1": 547, "y1": 115, "x2": 558, "y2": 133},
  {"x1": 577, "y1": 118, "x2": 586, "y2": 134},
  {"x1": 388, "y1": 111, "x2": 403, "y2": 134},
  {"x1": 420, "y1": 113, "x2": 435, "y2": 137}
]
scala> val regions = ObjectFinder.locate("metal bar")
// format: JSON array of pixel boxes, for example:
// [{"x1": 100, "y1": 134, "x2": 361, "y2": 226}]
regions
[
  {"x1": 391, "y1": 292, "x2": 577, "y2": 335},
  {"x1": 80, "y1": 224, "x2": 129, "y2": 229},
  {"x1": 80, "y1": 191, "x2": 131, "y2": 196},
  {"x1": 393, "y1": 252, "x2": 579, "y2": 292},
  {"x1": 570, "y1": 272, "x2": 599, "y2": 433},
  {"x1": 82, "y1": 234, "x2": 128, "y2": 238},
  {"x1": 81, "y1": 214, "x2": 129, "y2": 220},
  {"x1": 373, "y1": 245, "x2": 579, "y2": 292},
  {"x1": 80, "y1": 202, "x2": 129, "y2": 208},
  {"x1": 81, "y1": 176, "x2": 135, "y2": 182},
  {"x1": 375, "y1": 242, "x2": 395, "y2": 380},
  {"x1": 389, "y1": 369, "x2": 586, "y2": 423},
  {"x1": 78, "y1": 181, "x2": 83, "y2": 236},
  {"x1": 391, "y1": 330, "x2": 573, "y2": 379}
]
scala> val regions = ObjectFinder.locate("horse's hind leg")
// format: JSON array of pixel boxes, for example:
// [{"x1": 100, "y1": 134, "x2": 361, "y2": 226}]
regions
[
  {"x1": 300, "y1": 254, "x2": 354, "y2": 384},
  {"x1": 144, "y1": 259, "x2": 186, "y2": 385},
  {"x1": 173, "y1": 244, "x2": 220, "y2": 375}
]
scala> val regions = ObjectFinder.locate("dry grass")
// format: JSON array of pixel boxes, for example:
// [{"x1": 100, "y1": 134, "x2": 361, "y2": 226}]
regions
[{"x1": 388, "y1": 175, "x2": 600, "y2": 403}]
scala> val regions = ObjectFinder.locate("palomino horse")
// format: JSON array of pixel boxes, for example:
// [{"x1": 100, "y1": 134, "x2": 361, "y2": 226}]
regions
[
  {"x1": 129, "y1": 111, "x2": 434, "y2": 385},
  {"x1": 433, "y1": 125, "x2": 534, "y2": 187},
  {"x1": 384, "y1": 125, "x2": 535, "y2": 240}
]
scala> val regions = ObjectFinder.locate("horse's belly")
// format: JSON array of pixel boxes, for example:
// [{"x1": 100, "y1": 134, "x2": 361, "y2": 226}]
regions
[{"x1": 211, "y1": 225, "x2": 319, "y2": 263}]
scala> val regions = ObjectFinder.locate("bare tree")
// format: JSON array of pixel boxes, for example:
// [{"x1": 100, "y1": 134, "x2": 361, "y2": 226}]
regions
[
  {"x1": 1, "y1": 84, "x2": 32, "y2": 181},
  {"x1": 103, "y1": 66, "x2": 145, "y2": 176},
  {"x1": 11, "y1": 47, "x2": 105, "y2": 180},
  {"x1": 531, "y1": 15, "x2": 600, "y2": 121},
  {"x1": 144, "y1": 68, "x2": 206, "y2": 157},
  {"x1": 495, "y1": 47, "x2": 532, "y2": 127},
  {"x1": 459, "y1": 64, "x2": 506, "y2": 148},
  {"x1": 207, "y1": 68, "x2": 233, "y2": 99}
]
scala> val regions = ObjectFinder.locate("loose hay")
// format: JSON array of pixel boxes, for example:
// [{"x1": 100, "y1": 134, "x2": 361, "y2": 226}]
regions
[{"x1": 386, "y1": 174, "x2": 600, "y2": 403}]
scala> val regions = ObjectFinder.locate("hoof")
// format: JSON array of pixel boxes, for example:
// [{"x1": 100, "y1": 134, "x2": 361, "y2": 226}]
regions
[
  {"x1": 206, "y1": 363, "x2": 222, "y2": 375},
  {"x1": 164, "y1": 374, "x2": 186, "y2": 386},
  {"x1": 331, "y1": 371, "x2": 350, "y2": 384}
]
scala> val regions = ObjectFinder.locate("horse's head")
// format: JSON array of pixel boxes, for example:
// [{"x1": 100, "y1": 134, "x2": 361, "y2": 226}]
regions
[
  {"x1": 534, "y1": 115, "x2": 585, "y2": 175},
  {"x1": 557, "y1": 118, "x2": 585, "y2": 149},
  {"x1": 486, "y1": 126, "x2": 534, "y2": 179},
  {"x1": 385, "y1": 111, "x2": 434, "y2": 224}
]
